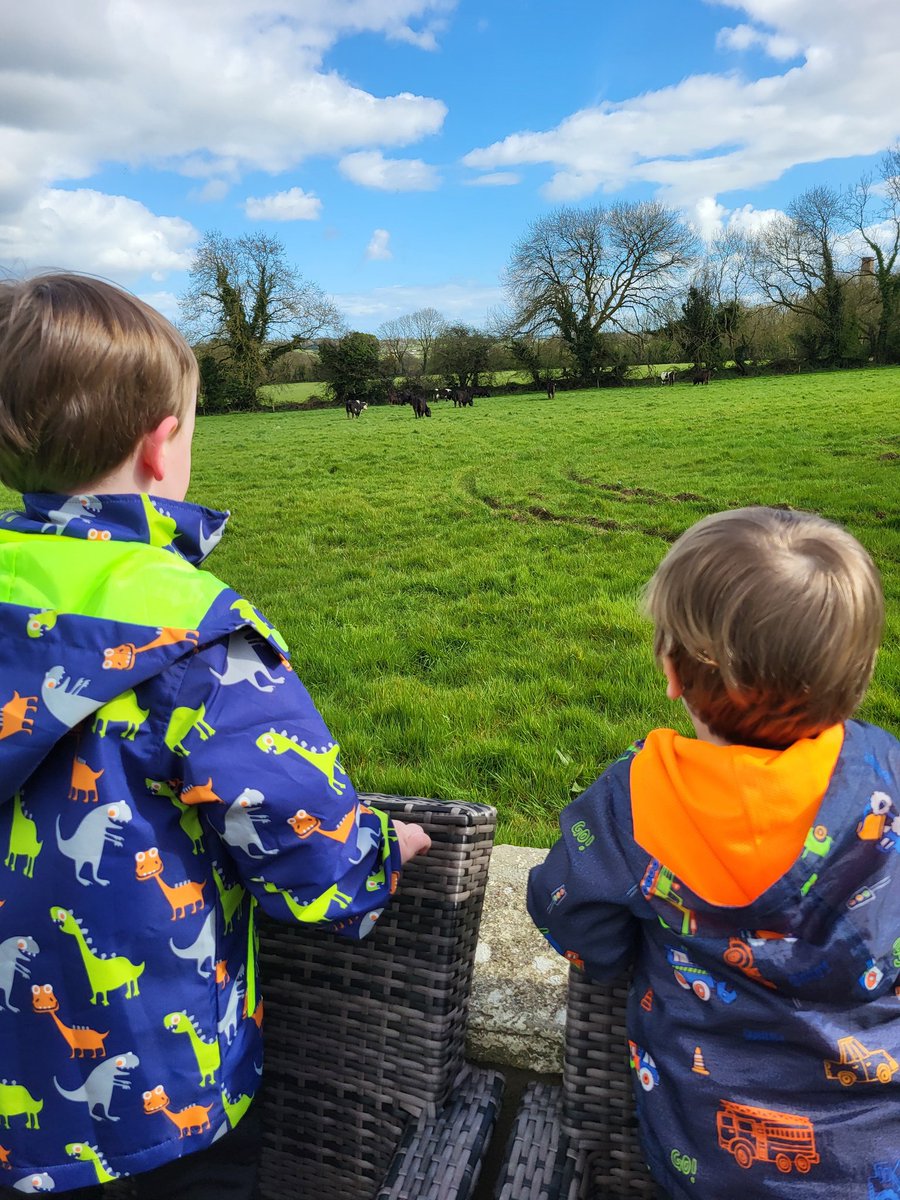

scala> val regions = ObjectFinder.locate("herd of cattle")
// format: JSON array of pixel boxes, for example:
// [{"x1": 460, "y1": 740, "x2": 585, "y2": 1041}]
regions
[
  {"x1": 345, "y1": 384, "x2": 489, "y2": 419},
  {"x1": 660, "y1": 368, "x2": 712, "y2": 385},
  {"x1": 345, "y1": 369, "x2": 712, "y2": 418}
]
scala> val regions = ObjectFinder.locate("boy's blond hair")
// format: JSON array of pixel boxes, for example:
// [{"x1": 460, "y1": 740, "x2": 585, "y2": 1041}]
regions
[
  {"x1": 643, "y1": 506, "x2": 884, "y2": 748},
  {"x1": 0, "y1": 272, "x2": 198, "y2": 493}
]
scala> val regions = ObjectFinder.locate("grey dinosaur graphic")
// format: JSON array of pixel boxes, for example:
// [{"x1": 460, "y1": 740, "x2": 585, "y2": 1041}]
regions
[
  {"x1": 222, "y1": 789, "x2": 277, "y2": 859},
  {"x1": 56, "y1": 803, "x2": 133, "y2": 886},
  {"x1": 11, "y1": 1172, "x2": 55, "y2": 1192},
  {"x1": 198, "y1": 518, "x2": 226, "y2": 559},
  {"x1": 53, "y1": 1051, "x2": 140, "y2": 1121},
  {"x1": 169, "y1": 909, "x2": 216, "y2": 979},
  {"x1": 218, "y1": 965, "x2": 245, "y2": 1043},
  {"x1": 41, "y1": 668, "x2": 98, "y2": 728},
  {"x1": 208, "y1": 631, "x2": 283, "y2": 693},
  {"x1": 0, "y1": 936, "x2": 40, "y2": 1013},
  {"x1": 41, "y1": 494, "x2": 101, "y2": 534},
  {"x1": 349, "y1": 823, "x2": 380, "y2": 866}
]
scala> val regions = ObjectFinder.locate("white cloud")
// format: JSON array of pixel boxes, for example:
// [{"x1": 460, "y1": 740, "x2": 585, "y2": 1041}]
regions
[
  {"x1": 0, "y1": 1, "x2": 449, "y2": 223},
  {"x1": 338, "y1": 150, "x2": 440, "y2": 191},
  {"x1": 193, "y1": 179, "x2": 230, "y2": 203},
  {"x1": 716, "y1": 23, "x2": 801, "y2": 60},
  {"x1": 465, "y1": 172, "x2": 521, "y2": 187},
  {"x1": 243, "y1": 187, "x2": 322, "y2": 221},
  {"x1": 691, "y1": 195, "x2": 784, "y2": 241},
  {"x1": 0, "y1": 188, "x2": 197, "y2": 280},
  {"x1": 366, "y1": 229, "x2": 393, "y2": 260},
  {"x1": 463, "y1": 0, "x2": 900, "y2": 208}
]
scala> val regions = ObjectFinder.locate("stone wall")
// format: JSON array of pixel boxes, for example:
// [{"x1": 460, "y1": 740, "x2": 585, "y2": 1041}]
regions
[{"x1": 466, "y1": 845, "x2": 567, "y2": 1074}]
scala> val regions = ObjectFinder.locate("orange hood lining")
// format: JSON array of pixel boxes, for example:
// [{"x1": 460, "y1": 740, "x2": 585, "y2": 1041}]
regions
[{"x1": 630, "y1": 724, "x2": 844, "y2": 907}]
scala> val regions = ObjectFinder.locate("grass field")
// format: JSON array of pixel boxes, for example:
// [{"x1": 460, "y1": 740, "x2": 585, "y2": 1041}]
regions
[
  {"x1": 181, "y1": 367, "x2": 900, "y2": 845},
  {"x1": 10, "y1": 370, "x2": 896, "y2": 844}
]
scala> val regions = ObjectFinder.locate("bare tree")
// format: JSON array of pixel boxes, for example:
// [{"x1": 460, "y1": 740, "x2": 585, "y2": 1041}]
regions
[
  {"x1": 505, "y1": 202, "x2": 696, "y2": 381},
  {"x1": 407, "y1": 307, "x2": 446, "y2": 376},
  {"x1": 377, "y1": 314, "x2": 416, "y2": 378},
  {"x1": 843, "y1": 146, "x2": 900, "y2": 362},
  {"x1": 180, "y1": 231, "x2": 344, "y2": 388},
  {"x1": 748, "y1": 187, "x2": 853, "y2": 364}
]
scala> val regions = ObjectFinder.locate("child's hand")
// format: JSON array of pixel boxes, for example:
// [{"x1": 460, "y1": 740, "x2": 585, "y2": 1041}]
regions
[{"x1": 394, "y1": 819, "x2": 432, "y2": 864}]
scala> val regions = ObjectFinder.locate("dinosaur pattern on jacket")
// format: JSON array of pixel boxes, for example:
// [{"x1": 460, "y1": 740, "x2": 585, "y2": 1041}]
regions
[{"x1": 0, "y1": 493, "x2": 402, "y2": 1190}]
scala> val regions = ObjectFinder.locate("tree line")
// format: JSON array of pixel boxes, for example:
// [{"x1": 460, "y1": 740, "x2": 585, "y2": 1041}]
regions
[{"x1": 182, "y1": 146, "x2": 900, "y2": 412}]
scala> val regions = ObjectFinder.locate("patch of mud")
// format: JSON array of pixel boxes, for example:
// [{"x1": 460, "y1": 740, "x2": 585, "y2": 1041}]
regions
[{"x1": 567, "y1": 471, "x2": 715, "y2": 507}]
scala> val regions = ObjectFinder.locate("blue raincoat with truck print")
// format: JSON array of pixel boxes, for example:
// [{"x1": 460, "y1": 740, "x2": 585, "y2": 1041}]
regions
[
  {"x1": 529, "y1": 722, "x2": 900, "y2": 1198},
  {"x1": 0, "y1": 492, "x2": 401, "y2": 1191}
]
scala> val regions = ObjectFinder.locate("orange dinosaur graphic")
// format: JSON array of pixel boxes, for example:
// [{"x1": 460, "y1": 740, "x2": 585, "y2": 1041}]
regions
[
  {"x1": 135, "y1": 848, "x2": 206, "y2": 920},
  {"x1": 717, "y1": 1099, "x2": 819, "y2": 1174},
  {"x1": 215, "y1": 960, "x2": 230, "y2": 989},
  {"x1": 102, "y1": 627, "x2": 199, "y2": 671},
  {"x1": 0, "y1": 1143, "x2": 10, "y2": 1168},
  {"x1": 180, "y1": 778, "x2": 223, "y2": 806},
  {"x1": 32, "y1": 983, "x2": 109, "y2": 1059},
  {"x1": 69, "y1": 757, "x2": 104, "y2": 803},
  {"x1": 0, "y1": 692, "x2": 38, "y2": 741},
  {"x1": 142, "y1": 1084, "x2": 212, "y2": 1137},
  {"x1": 287, "y1": 805, "x2": 357, "y2": 843}
]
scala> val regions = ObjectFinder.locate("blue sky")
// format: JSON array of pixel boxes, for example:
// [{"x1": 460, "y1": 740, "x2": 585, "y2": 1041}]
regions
[{"x1": 2, "y1": 0, "x2": 899, "y2": 333}]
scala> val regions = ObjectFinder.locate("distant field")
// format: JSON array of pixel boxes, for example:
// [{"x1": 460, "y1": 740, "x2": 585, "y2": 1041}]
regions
[
  {"x1": 257, "y1": 365, "x2": 713, "y2": 409},
  {"x1": 181, "y1": 368, "x2": 900, "y2": 845},
  {"x1": 11, "y1": 370, "x2": 898, "y2": 845}
]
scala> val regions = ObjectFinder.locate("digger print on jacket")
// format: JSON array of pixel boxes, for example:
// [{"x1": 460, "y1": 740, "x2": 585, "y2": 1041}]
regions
[
  {"x1": 0, "y1": 493, "x2": 401, "y2": 1191},
  {"x1": 528, "y1": 721, "x2": 900, "y2": 1199}
]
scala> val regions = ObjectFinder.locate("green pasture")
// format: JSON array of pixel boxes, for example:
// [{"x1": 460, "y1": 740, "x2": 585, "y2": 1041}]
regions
[{"x1": 185, "y1": 368, "x2": 900, "y2": 845}]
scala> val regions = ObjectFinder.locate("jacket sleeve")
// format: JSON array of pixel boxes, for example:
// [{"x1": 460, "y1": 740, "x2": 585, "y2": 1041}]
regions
[
  {"x1": 527, "y1": 767, "x2": 642, "y2": 981},
  {"x1": 165, "y1": 629, "x2": 402, "y2": 937}
]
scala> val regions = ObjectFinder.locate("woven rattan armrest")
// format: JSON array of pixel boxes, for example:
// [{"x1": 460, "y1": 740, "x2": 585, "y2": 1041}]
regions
[
  {"x1": 258, "y1": 793, "x2": 502, "y2": 1200},
  {"x1": 375, "y1": 1062, "x2": 506, "y2": 1200},
  {"x1": 493, "y1": 968, "x2": 662, "y2": 1200}
]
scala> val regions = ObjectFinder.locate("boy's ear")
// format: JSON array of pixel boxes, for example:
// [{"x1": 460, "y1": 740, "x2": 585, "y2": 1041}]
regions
[
  {"x1": 661, "y1": 655, "x2": 683, "y2": 701},
  {"x1": 138, "y1": 415, "x2": 179, "y2": 482}
]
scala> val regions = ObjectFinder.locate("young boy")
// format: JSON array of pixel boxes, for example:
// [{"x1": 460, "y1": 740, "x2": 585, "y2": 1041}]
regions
[
  {"x1": 529, "y1": 506, "x2": 898, "y2": 1197},
  {"x1": 0, "y1": 273, "x2": 430, "y2": 1197}
]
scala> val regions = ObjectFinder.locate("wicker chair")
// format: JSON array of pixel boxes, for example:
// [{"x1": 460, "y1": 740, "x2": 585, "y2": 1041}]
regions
[
  {"x1": 494, "y1": 967, "x2": 663, "y2": 1200},
  {"x1": 258, "y1": 793, "x2": 505, "y2": 1200}
]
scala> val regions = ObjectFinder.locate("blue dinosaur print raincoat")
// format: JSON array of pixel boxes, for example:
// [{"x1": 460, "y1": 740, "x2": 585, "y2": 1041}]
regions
[
  {"x1": 0, "y1": 493, "x2": 402, "y2": 1191},
  {"x1": 529, "y1": 721, "x2": 900, "y2": 1198}
]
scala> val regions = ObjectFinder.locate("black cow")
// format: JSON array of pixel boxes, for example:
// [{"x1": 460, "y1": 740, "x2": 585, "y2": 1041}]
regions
[
  {"x1": 452, "y1": 388, "x2": 473, "y2": 407},
  {"x1": 403, "y1": 389, "x2": 431, "y2": 418},
  {"x1": 546, "y1": 379, "x2": 556, "y2": 400},
  {"x1": 345, "y1": 397, "x2": 367, "y2": 418},
  {"x1": 692, "y1": 369, "x2": 711, "y2": 386}
]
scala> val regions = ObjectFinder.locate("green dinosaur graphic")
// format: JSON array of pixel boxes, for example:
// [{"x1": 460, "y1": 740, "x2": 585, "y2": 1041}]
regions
[
  {"x1": 145, "y1": 778, "x2": 204, "y2": 855},
  {"x1": 65, "y1": 1141, "x2": 120, "y2": 1182},
  {"x1": 255, "y1": 730, "x2": 347, "y2": 795},
  {"x1": 92, "y1": 690, "x2": 149, "y2": 740},
  {"x1": 165, "y1": 703, "x2": 215, "y2": 758},
  {"x1": 211, "y1": 862, "x2": 245, "y2": 933},
  {"x1": 164, "y1": 1011, "x2": 220, "y2": 1087},
  {"x1": 222, "y1": 1086, "x2": 253, "y2": 1129},
  {"x1": 0, "y1": 1081, "x2": 43, "y2": 1129},
  {"x1": 258, "y1": 879, "x2": 351, "y2": 923},
  {"x1": 50, "y1": 906, "x2": 145, "y2": 1005},
  {"x1": 139, "y1": 494, "x2": 178, "y2": 551},
  {"x1": 26, "y1": 609, "x2": 58, "y2": 638},
  {"x1": 5, "y1": 792, "x2": 42, "y2": 877},
  {"x1": 230, "y1": 599, "x2": 288, "y2": 653}
]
